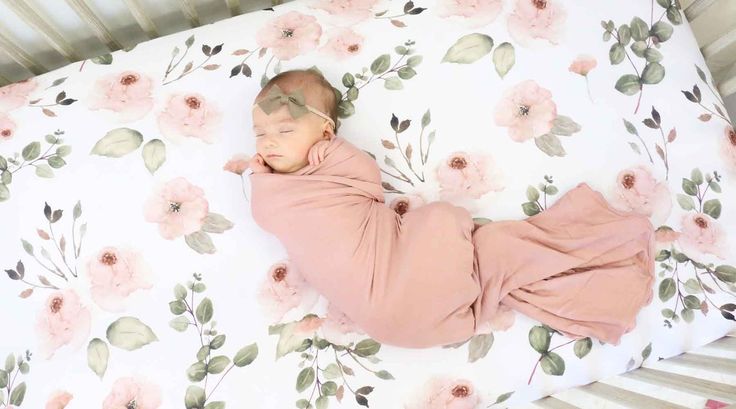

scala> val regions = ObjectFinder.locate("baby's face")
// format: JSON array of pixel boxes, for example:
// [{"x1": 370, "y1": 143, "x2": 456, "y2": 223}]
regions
[{"x1": 252, "y1": 104, "x2": 332, "y2": 173}]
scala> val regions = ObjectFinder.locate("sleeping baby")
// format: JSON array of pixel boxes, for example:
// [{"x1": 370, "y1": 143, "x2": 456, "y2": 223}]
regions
[{"x1": 247, "y1": 69, "x2": 656, "y2": 349}]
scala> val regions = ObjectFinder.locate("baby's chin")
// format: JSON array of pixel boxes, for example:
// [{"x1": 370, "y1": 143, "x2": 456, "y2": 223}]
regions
[{"x1": 267, "y1": 156, "x2": 308, "y2": 173}]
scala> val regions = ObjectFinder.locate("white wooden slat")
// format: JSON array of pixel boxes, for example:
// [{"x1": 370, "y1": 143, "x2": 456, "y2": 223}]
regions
[
  {"x1": 621, "y1": 367, "x2": 736, "y2": 403},
  {"x1": 602, "y1": 375, "x2": 718, "y2": 408},
  {"x1": 666, "y1": 352, "x2": 736, "y2": 375},
  {"x1": 175, "y1": 0, "x2": 201, "y2": 27},
  {"x1": 224, "y1": 0, "x2": 240, "y2": 16},
  {"x1": 684, "y1": 0, "x2": 719, "y2": 21},
  {"x1": 64, "y1": 0, "x2": 124, "y2": 51},
  {"x1": 578, "y1": 381, "x2": 691, "y2": 409},
  {"x1": 121, "y1": 0, "x2": 159, "y2": 39},
  {"x1": 719, "y1": 67, "x2": 736, "y2": 98},
  {"x1": 708, "y1": 335, "x2": 736, "y2": 352},
  {"x1": 549, "y1": 387, "x2": 625, "y2": 409},
  {"x1": 0, "y1": 28, "x2": 46, "y2": 74},
  {"x1": 533, "y1": 396, "x2": 580, "y2": 409},
  {"x1": 0, "y1": 0, "x2": 80, "y2": 61},
  {"x1": 702, "y1": 27, "x2": 736, "y2": 64}
]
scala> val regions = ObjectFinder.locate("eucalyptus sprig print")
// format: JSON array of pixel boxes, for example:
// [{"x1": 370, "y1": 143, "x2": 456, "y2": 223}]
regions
[
  {"x1": 675, "y1": 168, "x2": 721, "y2": 215},
  {"x1": 681, "y1": 64, "x2": 733, "y2": 127},
  {"x1": 655, "y1": 246, "x2": 736, "y2": 326},
  {"x1": 337, "y1": 40, "x2": 424, "y2": 124},
  {"x1": 259, "y1": 55, "x2": 283, "y2": 88},
  {"x1": 363, "y1": 110, "x2": 436, "y2": 194},
  {"x1": 641, "y1": 342, "x2": 652, "y2": 363},
  {"x1": 526, "y1": 325, "x2": 592, "y2": 385},
  {"x1": 4, "y1": 201, "x2": 87, "y2": 298},
  {"x1": 521, "y1": 175, "x2": 559, "y2": 216},
  {"x1": 0, "y1": 130, "x2": 72, "y2": 202},
  {"x1": 626, "y1": 341, "x2": 653, "y2": 370},
  {"x1": 90, "y1": 128, "x2": 167, "y2": 174},
  {"x1": 486, "y1": 391, "x2": 514, "y2": 408},
  {"x1": 168, "y1": 273, "x2": 259, "y2": 409},
  {"x1": 43, "y1": 76, "x2": 68, "y2": 90},
  {"x1": 656, "y1": 168, "x2": 736, "y2": 325},
  {"x1": 0, "y1": 350, "x2": 31, "y2": 407},
  {"x1": 78, "y1": 52, "x2": 114, "y2": 72},
  {"x1": 229, "y1": 46, "x2": 268, "y2": 79},
  {"x1": 27, "y1": 91, "x2": 77, "y2": 117},
  {"x1": 529, "y1": 115, "x2": 583, "y2": 158},
  {"x1": 87, "y1": 317, "x2": 159, "y2": 379},
  {"x1": 441, "y1": 33, "x2": 515, "y2": 79},
  {"x1": 601, "y1": 0, "x2": 683, "y2": 113},
  {"x1": 373, "y1": 1, "x2": 426, "y2": 28},
  {"x1": 164, "y1": 34, "x2": 224, "y2": 86},
  {"x1": 441, "y1": 332, "x2": 495, "y2": 364},
  {"x1": 269, "y1": 315, "x2": 394, "y2": 409},
  {"x1": 623, "y1": 106, "x2": 677, "y2": 180}
]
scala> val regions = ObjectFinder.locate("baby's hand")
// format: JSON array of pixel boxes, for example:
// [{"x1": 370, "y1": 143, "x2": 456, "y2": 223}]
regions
[{"x1": 248, "y1": 153, "x2": 273, "y2": 174}]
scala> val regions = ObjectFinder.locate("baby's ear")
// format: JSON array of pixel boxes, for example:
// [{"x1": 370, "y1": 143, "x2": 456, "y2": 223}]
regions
[{"x1": 323, "y1": 123, "x2": 336, "y2": 140}]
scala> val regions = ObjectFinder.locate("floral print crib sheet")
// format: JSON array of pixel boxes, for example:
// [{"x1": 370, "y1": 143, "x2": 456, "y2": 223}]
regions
[{"x1": 1, "y1": 0, "x2": 736, "y2": 408}]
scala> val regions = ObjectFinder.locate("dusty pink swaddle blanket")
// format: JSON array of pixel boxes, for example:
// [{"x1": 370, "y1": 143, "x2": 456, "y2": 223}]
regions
[{"x1": 248, "y1": 136, "x2": 655, "y2": 348}]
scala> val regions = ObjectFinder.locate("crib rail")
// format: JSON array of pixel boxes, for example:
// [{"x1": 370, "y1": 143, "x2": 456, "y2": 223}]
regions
[
  {"x1": 0, "y1": 0, "x2": 296, "y2": 84},
  {"x1": 522, "y1": 330, "x2": 736, "y2": 409},
  {"x1": 682, "y1": 0, "x2": 736, "y2": 98}
]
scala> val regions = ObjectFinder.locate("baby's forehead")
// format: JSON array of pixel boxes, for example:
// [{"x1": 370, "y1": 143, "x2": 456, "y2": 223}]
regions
[{"x1": 252, "y1": 114, "x2": 298, "y2": 129}]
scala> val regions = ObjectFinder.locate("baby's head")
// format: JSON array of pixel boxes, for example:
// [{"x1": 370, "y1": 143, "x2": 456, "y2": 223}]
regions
[{"x1": 252, "y1": 69, "x2": 338, "y2": 173}]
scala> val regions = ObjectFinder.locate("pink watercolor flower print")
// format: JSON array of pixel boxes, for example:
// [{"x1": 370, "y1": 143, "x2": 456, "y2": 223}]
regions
[
  {"x1": 494, "y1": 79, "x2": 557, "y2": 142},
  {"x1": 88, "y1": 70, "x2": 154, "y2": 122},
  {"x1": 35, "y1": 289, "x2": 92, "y2": 359},
  {"x1": 223, "y1": 153, "x2": 251, "y2": 175},
  {"x1": 569, "y1": 54, "x2": 597, "y2": 76},
  {"x1": 720, "y1": 125, "x2": 736, "y2": 175},
  {"x1": 102, "y1": 377, "x2": 162, "y2": 409},
  {"x1": 436, "y1": 151, "x2": 505, "y2": 202},
  {"x1": 319, "y1": 302, "x2": 364, "y2": 344},
  {"x1": 436, "y1": 0, "x2": 504, "y2": 28},
  {"x1": 476, "y1": 303, "x2": 516, "y2": 334},
  {"x1": 0, "y1": 77, "x2": 38, "y2": 111},
  {"x1": 389, "y1": 193, "x2": 427, "y2": 216},
  {"x1": 308, "y1": 0, "x2": 380, "y2": 26},
  {"x1": 86, "y1": 246, "x2": 154, "y2": 312},
  {"x1": 294, "y1": 314, "x2": 324, "y2": 337},
  {"x1": 143, "y1": 177, "x2": 209, "y2": 240},
  {"x1": 677, "y1": 212, "x2": 728, "y2": 261},
  {"x1": 320, "y1": 27, "x2": 366, "y2": 60},
  {"x1": 569, "y1": 54, "x2": 597, "y2": 103},
  {"x1": 655, "y1": 226, "x2": 680, "y2": 252},
  {"x1": 255, "y1": 11, "x2": 323, "y2": 60},
  {"x1": 0, "y1": 112, "x2": 17, "y2": 142},
  {"x1": 507, "y1": 0, "x2": 567, "y2": 47},
  {"x1": 705, "y1": 399, "x2": 730, "y2": 409},
  {"x1": 257, "y1": 261, "x2": 319, "y2": 323},
  {"x1": 609, "y1": 165, "x2": 672, "y2": 226},
  {"x1": 45, "y1": 390, "x2": 73, "y2": 409},
  {"x1": 157, "y1": 92, "x2": 222, "y2": 144},
  {"x1": 405, "y1": 376, "x2": 481, "y2": 409}
]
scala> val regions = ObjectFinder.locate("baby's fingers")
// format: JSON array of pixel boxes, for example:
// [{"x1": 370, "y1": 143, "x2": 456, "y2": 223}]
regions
[{"x1": 248, "y1": 153, "x2": 273, "y2": 174}]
